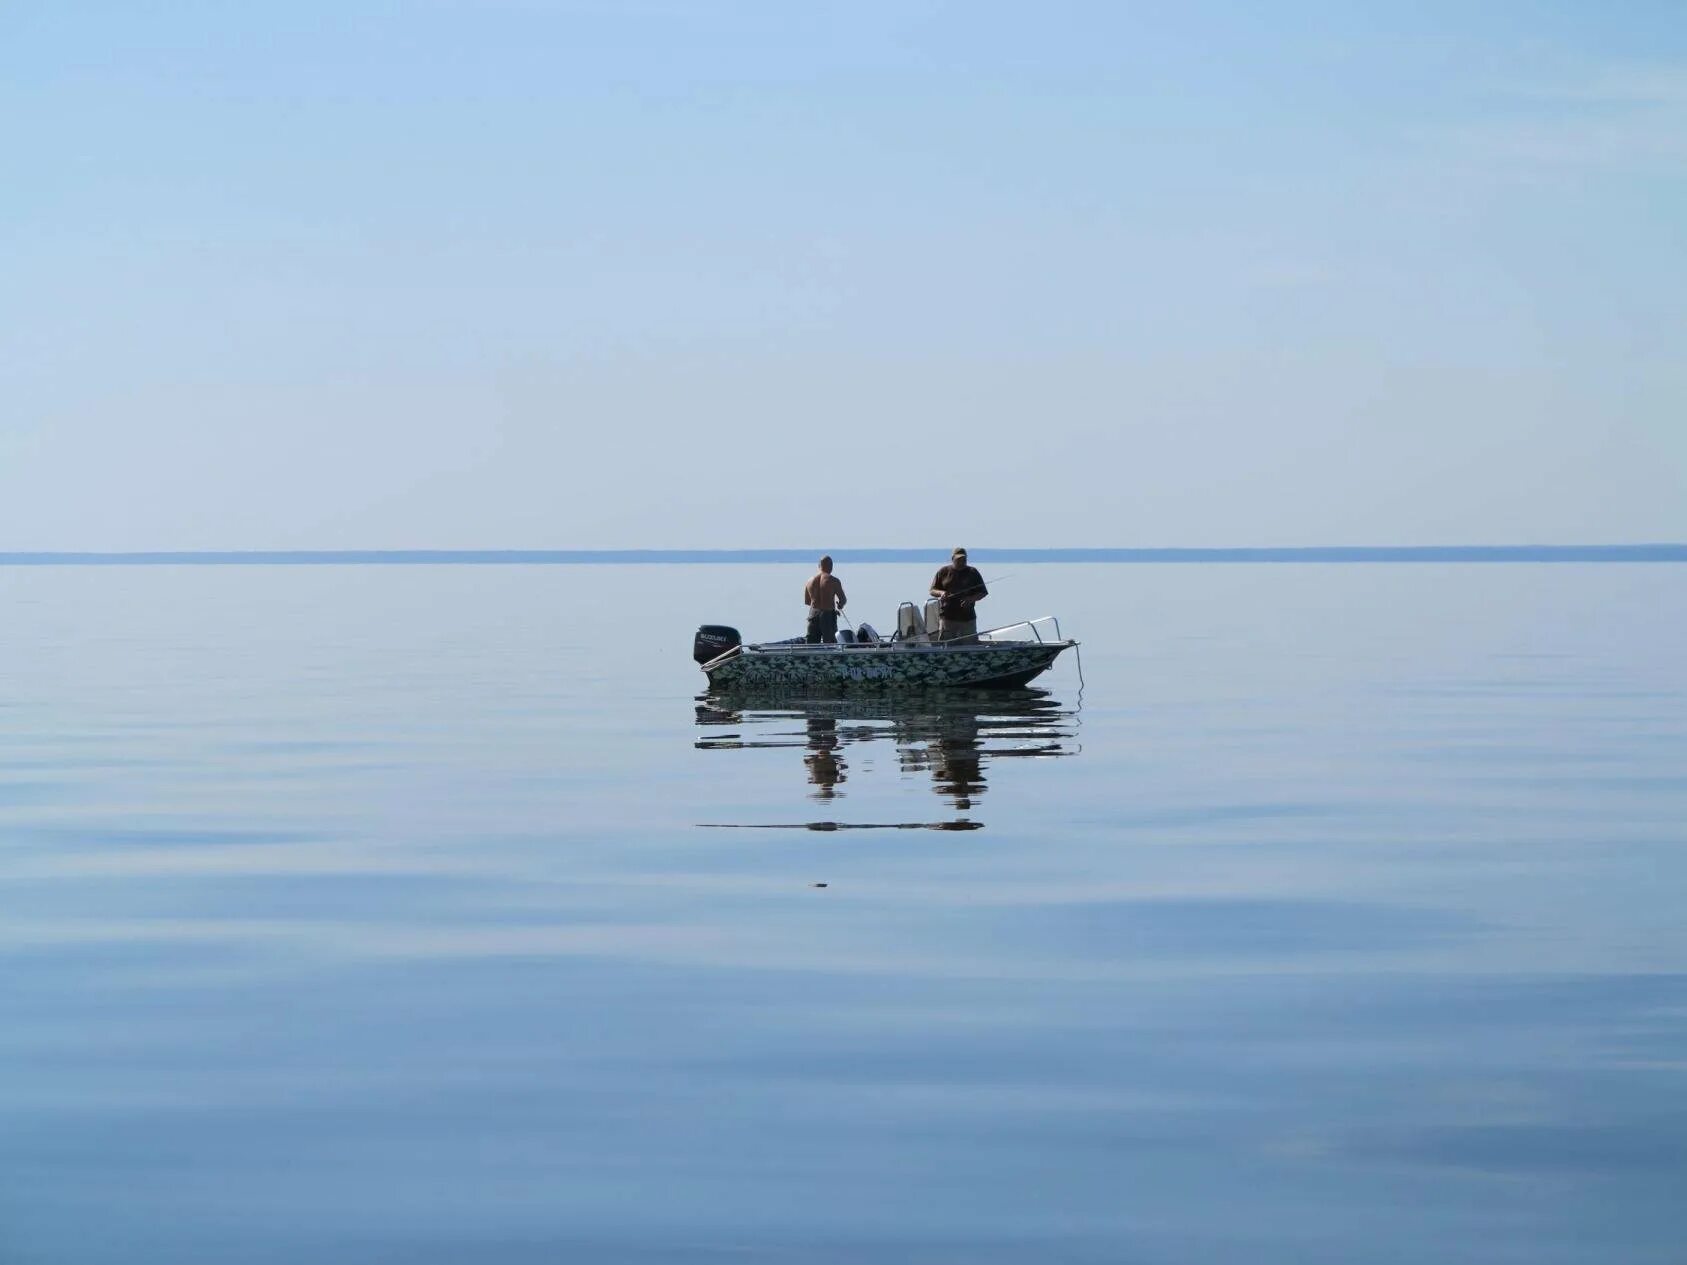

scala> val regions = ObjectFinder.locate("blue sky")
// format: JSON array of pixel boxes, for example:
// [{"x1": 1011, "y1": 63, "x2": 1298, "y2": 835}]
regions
[{"x1": 4, "y1": 1, "x2": 1684, "y2": 548}]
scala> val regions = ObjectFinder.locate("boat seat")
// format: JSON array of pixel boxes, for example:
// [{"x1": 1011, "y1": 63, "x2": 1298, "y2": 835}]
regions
[{"x1": 897, "y1": 603, "x2": 926, "y2": 643}]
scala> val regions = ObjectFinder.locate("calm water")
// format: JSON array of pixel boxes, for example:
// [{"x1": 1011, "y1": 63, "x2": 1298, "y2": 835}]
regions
[{"x1": 1, "y1": 563, "x2": 1683, "y2": 1263}]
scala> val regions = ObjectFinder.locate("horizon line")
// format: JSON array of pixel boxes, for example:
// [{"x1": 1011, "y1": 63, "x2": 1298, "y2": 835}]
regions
[{"x1": 2, "y1": 545, "x2": 1684, "y2": 565}]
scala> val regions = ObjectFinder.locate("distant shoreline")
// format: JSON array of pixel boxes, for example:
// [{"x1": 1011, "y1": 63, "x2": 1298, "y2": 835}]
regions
[{"x1": 2, "y1": 546, "x2": 1683, "y2": 566}]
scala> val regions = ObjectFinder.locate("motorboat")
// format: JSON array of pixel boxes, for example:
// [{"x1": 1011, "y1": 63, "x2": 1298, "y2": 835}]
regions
[{"x1": 693, "y1": 598, "x2": 1077, "y2": 691}]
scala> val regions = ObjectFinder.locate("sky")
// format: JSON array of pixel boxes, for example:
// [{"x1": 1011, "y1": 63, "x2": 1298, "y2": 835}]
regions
[{"x1": 4, "y1": 1, "x2": 1684, "y2": 549}]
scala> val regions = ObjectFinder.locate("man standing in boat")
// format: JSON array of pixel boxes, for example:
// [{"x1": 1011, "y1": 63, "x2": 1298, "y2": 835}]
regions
[
  {"x1": 930, "y1": 547, "x2": 987, "y2": 643},
  {"x1": 803, "y1": 555, "x2": 846, "y2": 644}
]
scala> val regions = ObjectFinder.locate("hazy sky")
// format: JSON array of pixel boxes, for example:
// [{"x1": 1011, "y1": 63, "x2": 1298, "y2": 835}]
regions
[{"x1": 5, "y1": 1, "x2": 1684, "y2": 548}]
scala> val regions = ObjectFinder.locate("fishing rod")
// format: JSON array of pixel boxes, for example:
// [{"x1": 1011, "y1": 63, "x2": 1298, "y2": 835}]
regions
[{"x1": 930, "y1": 572, "x2": 1013, "y2": 603}]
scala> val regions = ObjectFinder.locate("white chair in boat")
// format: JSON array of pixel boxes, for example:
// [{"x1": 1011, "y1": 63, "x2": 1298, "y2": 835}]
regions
[
  {"x1": 896, "y1": 602, "x2": 928, "y2": 644},
  {"x1": 924, "y1": 597, "x2": 944, "y2": 641}
]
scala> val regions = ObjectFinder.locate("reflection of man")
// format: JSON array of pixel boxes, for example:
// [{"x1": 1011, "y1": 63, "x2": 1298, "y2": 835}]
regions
[
  {"x1": 929, "y1": 547, "x2": 987, "y2": 643},
  {"x1": 931, "y1": 709, "x2": 985, "y2": 810},
  {"x1": 803, "y1": 555, "x2": 846, "y2": 645},
  {"x1": 804, "y1": 715, "x2": 845, "y2": 799}
]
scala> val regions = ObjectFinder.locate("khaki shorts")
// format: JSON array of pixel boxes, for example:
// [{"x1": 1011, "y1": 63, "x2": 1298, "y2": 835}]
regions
[{"x1": 937, "y1": 616, "x2": 977, "y2": 644}]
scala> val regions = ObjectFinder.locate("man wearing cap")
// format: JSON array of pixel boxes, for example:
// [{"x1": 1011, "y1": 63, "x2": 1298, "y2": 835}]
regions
[
  {"x1": 803, "y1": 555, "x2": 846, "y2": 644},
  {"x1": 929, "y1": 548, "x2": 987, "y2": 644}
]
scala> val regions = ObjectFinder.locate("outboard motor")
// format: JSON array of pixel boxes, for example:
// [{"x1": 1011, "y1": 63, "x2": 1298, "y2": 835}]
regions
[{"x1": 694, "y1": 624, "x2": 741, "y2": 665}]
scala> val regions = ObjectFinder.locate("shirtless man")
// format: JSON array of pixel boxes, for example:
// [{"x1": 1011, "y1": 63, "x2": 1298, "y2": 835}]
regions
[
  {"x1": 929, "y1": 547, "x2": 987, "y2": 643},
  {"x1": 803, "y1": 555, "x2": 846, "y2": 644}
]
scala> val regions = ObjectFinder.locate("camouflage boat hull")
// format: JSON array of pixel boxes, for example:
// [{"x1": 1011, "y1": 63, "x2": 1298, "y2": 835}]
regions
[{"x1": 701, "y1": 640, "x2": 1072, "y2": 691}]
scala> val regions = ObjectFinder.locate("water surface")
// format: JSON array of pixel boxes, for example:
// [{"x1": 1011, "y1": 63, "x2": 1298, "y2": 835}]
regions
[{"x1": 0, "y1": 563, "x2": 1682, "y2": 1262}]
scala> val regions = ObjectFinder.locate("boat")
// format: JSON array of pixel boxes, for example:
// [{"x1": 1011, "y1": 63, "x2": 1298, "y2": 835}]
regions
[{"x1": 693, "y1": 598, "x2": 1077, "y2": 691}]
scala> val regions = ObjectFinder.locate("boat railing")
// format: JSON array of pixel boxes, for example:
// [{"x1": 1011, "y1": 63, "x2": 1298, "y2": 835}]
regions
[{"x1": 977, "y1": 616, "x2": 1064, "y2": 644}]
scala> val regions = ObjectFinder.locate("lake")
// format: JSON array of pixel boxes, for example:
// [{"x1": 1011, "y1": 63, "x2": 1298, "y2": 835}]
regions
[{"x1": 0, "y1": 562, "x2": 1682, "y2": 1263}]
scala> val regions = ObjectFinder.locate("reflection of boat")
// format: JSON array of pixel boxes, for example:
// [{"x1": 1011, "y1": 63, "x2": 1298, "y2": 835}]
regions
[
  {"x1": 693, "y1": 602, "x2": 1076, "y2": 691},
  {"x1": 695, "y1": 687, "x2": 1079, "y2": 812}
]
